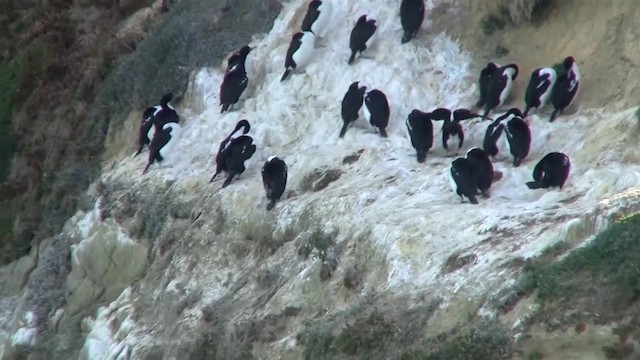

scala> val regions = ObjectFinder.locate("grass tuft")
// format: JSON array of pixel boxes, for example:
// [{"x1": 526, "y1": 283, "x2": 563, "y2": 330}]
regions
[
  {"x1": 481, "y1": 13, "x2": 507, "y2": 36},
  {"x1": 296, "y1": 298, "x2": 512, "y2": 360},
  {"x1": 334, "y1": 311, "x2": 394, "y2": 356},
  {"x1": 409, "y1": 321, "x2": 513, "y2": 360},
  {"x1": 480, "y1": 0, "x2": 557, "y2": 34}
]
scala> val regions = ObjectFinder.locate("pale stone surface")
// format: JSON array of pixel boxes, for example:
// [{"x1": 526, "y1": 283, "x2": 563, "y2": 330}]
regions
[
  {"x1": 6, "y1": 1, "x2": 640, "y2": 358},
  {"x1": 1, "y1": 198, "x2": 148, "y2": 359},
  {"x1": 78, "y1": 288, "x2": 137, "y2": 360},
  {"x1": 66, "y1": 216, "x2": 148, "y2": 316}
]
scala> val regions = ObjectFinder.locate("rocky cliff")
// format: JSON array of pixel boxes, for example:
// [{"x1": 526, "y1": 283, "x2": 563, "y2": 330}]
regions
[{"x1": 2, "y1": 0, "x2": 640, "y2": 359}]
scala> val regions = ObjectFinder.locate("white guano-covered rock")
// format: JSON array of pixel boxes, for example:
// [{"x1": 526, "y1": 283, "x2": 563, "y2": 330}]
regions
[
  {"x1": 78, "y1": 288, "x2": 136, "y2": 360},
  {"x1": 66, "y1": 201, "x2": 148, "y2": 315}
]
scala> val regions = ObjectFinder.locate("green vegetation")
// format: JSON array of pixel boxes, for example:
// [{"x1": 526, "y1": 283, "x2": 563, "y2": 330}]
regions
[
  {"x1": 528, "y1": 0, "x2": 556, "y2": 23},
  {"x1": 481, "y1": 13, "x2": 507, "y2": 36},
  {"x1": 526, "y1": 351, "x2": 544, "y2": 360},
  {"x1": 0, "y1": 1, "x2": 282, "y2": 357},
  {"x1": 0, "y1": 0, "x2": 281, "y2": 266},
  {"x1": 482, "y1": 0, "x2": 557, "y2": 34},
  {"x1": 519, "y1": 214, "x2": 640, "y2": 304},
  {"x1": 400, "y1": 322, "x2": 513, "y2": 360},
  {"x1": 94, "y1": 0, "x2": 278, "y2": 130},
  {"x1": 481, "y1": 215, "x2": 640, "y2": 358},
  {"x1": 0, "y1": 217, "x2": 12, "y2": 236},
  {"x1": 298, "y1": 310, "x2": 396, "y2": 359},
  {"x1": 0, "y1": 37, "x2": 53, "y2": 245},
  {"x1": 0, "y1": 38, "x2": 51, "y2": 182},
  {"x1": 499, "y1": 0, "x2": 556, "y2": 24},
  {"x1": 296, "y1": 228, "x2": 339, "y2": 281},
  {"x1": 297, "y1": 300, "x2": 512, "y2": 360},
  {"x1": 334, "y1": 311, "x2": 394, "y2": 356},
  {"x1": 499, "y1": 213, "x2": 640, "y2": 358}
]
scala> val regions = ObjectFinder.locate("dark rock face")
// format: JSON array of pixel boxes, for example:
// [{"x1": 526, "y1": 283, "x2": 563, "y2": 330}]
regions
[{"x1": 0, "y1": 0, "x2": 284, "y2": 358}]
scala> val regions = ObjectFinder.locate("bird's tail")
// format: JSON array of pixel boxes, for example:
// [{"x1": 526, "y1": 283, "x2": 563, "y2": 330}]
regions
[
  {"x1": 339, "y1": 122, "x2": 349, "y2": 138},
  {"x1": 475, "y1": 98, "x2": 485, "y2": 109},
  {"x1": 417, "y1": 151, "x2": 427, "y2": 163},
  {"x1": 348, "y1": 51, "x2": 357, "y2": 65},
  {"x1": 280, "y1": 68, "x2": 292, "y2": 82},
  {"x1": 526, "y1": 181, "x2": 543, "y2": 190},
  {"x1": 523, "y1": 106, "x2": 531, "y2": 118},
  {"x1": 221, "y1": 172, "x2": 236, "y2": 188},
  {"x1": 266, "y1": 199, "x2": 277, "y2": 211},
  {"x1": 401, "y1": 32, "x2": 412, "y2": 44},
  {"x1": 220, "y1": 103, "x2": 230, "y2": 113},
  {"x1": 134, "y1": 146, "x2": 143, "y2": 157},
  {"x1": 142, "y1": 162, "x2": 151, "y2": 174},
  {"x1": 209, "y1": 170, "x2": 220, "y2": 183},
  {"x1": 549, "y1": 109, "x2": 560, "y2": 123},
  {"x1": 379, "y1": 127, "x2": 388, "y2": 138}
]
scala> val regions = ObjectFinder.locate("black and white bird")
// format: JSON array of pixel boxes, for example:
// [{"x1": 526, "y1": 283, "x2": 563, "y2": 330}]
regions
[
  {"x1": 348, "y1": 14, "x2": 377, "y2": 65},
  {"x1": 482, "y1": 116, "x2": 505, "y2": 159},
  {"x1": 340, "y1": 81, "x2": 367, "y2": 138},
  {"x1": 154, "y1": 92, "x2": 180, "y2": 125},
  {"x1": 363, "y1": 89, "x2": 390, "y2": 138},
  {"x1": 431, "y1": 107, "x2": 491, "y2": 153},
  {"x1": 261, "y1": 156, "x2": 288, "y2": 211},
  {"x1": 148, "y1": 92, "x2": 177, "y2": 115},
  {"x1": 496, "y1": 108, "x2": 531, "y2": 167},
  {"x1": 464, "y1": 147, "x2": 494, "y2": 198},
  {"x1": 549, "y1": 56, "x2": 581, "y2": 122},
  {"x1": 215, "y1": 119, "x2": 251, "y2": 164},
  {"x1": 523, "y1": 67, "x2": 558, "y2": 118},
  {"x1": 475, "y1": 62, "x2": 500, "y2": 110},
  {"x1": 225, "y1": 45, "x2": 253, "y2": 75},
  {"x1": 210, "y1": 120, "x2": 256, "y2": 188},
  {"x1": 220, "y1": 45, "x2": 252, "y2": 113},
  {"x1": 135, "y1": 106, "x2": 159, "y2": 157},
  {"x1": 405, "y1": 109, "x2": 434, "y2": 163},
  {"x1": 400, "y1": 0, "x2": 425, "y2": 44},
  {"x1": 301, "y1": 0, "x2": 333, "y2": 38},
  {"x1": 281, "y1": 31, "x2": 316, "y2": 82},
  {"x1": 450, "y1": 157, "x2": 480, "y2": 205},
  {"x1": 526, "y1": 152, "x2": 571, "y2": 190},
  {"x1": 482, "y1": 63, "x2": 519, "y2": 118},
  {"x1": 137, "y1": 93, "x2": 180, "y2": 156},
  {"x1": 142, "y1": 120, "x2": 182, "y2": 174}
]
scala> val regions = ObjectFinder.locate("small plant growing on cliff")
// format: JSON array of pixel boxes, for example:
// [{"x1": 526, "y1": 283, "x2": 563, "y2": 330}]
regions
[
  {"x1": 510, "y1": 213, "x2": 640, "y2": 347},
  {"x1": 482, "y1": 0, "x2": 557, "y2": 34},
  {"x1": 481, "y1": 13, "x2": 507, "y2": 36},
  {"x1": 520, "y1": 214, "x2": 640, "y2": 303}
]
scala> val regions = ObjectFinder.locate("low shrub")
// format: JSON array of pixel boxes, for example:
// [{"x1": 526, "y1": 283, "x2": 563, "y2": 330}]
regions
[
  {"x1": 0, "y1": 38, "x2": 51, "y2": 182},
  {"x1": 520, "y1": 214, "x2": 640, "y2": 304}
]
